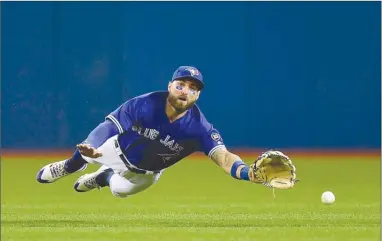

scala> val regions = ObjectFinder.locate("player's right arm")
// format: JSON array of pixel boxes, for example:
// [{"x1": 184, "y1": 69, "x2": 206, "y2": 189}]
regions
[
  {"x1": 105, "y1": 98, "x2": 138, "y2": 134},
  {"x1": 78, "y1": 98, "x2": 140, "y2": 158}
]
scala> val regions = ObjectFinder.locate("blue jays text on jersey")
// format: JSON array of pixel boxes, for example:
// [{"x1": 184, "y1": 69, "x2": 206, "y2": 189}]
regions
[{"x1": 104, "y1": 91, "x2": 225, "y2": 171}]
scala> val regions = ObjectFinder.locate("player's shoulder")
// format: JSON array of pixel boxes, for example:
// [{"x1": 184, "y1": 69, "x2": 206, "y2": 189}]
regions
[
  {"x1": 189, "y1": 104, "x2": 213, "y2": 132},
  {"x1": 124, "y1": 91, "x2": 167, "y2": 108},
  {"x1": 136, "y1": 91, "x2": 167, "y2": 100},
  {"x1": 128, "y1": 91, "x2": 166, "y2": 102}
]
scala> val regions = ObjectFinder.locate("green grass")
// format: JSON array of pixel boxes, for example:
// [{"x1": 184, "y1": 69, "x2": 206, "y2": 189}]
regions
[{"x1": 1, "y1": 156, "x2": 380, "y2": 241}]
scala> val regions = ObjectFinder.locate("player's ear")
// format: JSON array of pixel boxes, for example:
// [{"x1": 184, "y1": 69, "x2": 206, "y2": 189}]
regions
[
  {"x1": 195, "y1": 91, "x2": 201, "y2": 100},
  {"x1": 168, "y1": 81, "x2": 172, "y2": 91}
]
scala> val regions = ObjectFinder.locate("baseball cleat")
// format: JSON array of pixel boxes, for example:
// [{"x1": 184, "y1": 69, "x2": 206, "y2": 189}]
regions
[
  {"x1": 73, "y1": 166, "x2": 110, "y2": 192},
  {"x1": 73, "y1": 172, "x2": 102, "y2": 192},
  {"x1": 36, "y1": 160, "x2": 87, "y2": 183}
]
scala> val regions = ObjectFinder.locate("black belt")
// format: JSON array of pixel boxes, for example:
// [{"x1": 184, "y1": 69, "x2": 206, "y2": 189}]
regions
[{"x1": 114, "y1": 140, "x2": 160, "y2": 175}]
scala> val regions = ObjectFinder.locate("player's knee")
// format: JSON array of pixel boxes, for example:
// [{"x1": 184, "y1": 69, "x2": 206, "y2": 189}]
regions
[
  {"x1": 110, "y1": 184, "x2": 136, "y2": 198},
  {"x1": 109, "y1": 174, "x2": 133, "y2": 198}
]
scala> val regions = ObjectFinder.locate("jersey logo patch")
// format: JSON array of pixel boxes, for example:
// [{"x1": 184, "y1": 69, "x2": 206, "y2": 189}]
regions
[{"x1": 211, "y1": 133, "x2": 220, "y2": 141}]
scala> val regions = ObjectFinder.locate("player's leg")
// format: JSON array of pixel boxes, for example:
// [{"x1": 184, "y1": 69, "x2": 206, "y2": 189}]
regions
[
  {"x1": 109, "y1": 171, "x2": 163, "y2": 198},
  {"x1": 73, "y1": 165, "x2": 114, "y2": 192},
  {"x1": 73, "y1": 134, "x2": 131, "y2": 191},
  {"x1": 35, "y1": 148, "x2": 88, "y2": 184},
  {"x1": 74, "y1": 169, "x2": 163, "y2": 198},
  {"x1": 36, "y1": 120, "x2": 119, "y2": 183}
]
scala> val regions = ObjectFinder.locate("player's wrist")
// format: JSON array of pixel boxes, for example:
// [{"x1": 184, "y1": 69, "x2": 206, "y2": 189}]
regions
[
  {"x1": 239, "y1": 165, "x2": 250, "y2": 180},
  {"x1": 230, "y1": 160, "x2": 250, "y2": 181}
]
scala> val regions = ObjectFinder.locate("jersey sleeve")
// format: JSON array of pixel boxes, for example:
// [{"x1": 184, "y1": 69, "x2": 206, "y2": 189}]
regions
[
  {"x1": 105, "y1": 99, "x2": 138, "y2": 134},
  {"x1": 198, "y1": 120, "x2": 226, "y2": 158}
]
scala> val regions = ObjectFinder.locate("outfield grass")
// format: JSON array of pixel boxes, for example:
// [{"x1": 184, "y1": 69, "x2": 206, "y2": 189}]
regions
[{"x1": 1, "y1": 156, "x2": 380, "y2": 241}]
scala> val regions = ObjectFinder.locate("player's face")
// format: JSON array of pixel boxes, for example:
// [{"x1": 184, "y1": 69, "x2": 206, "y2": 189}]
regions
[{"x1": 168, "y1": 79, "x2": 201, "y2": 112}]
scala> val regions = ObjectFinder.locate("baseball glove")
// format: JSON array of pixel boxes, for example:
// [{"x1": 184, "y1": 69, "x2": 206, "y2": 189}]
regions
[{"x1": 249, "y1": 150, "x2": 298, "y2": 189}]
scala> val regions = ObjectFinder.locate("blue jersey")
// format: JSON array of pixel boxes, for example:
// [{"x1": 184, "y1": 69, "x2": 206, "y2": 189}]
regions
[{"x1": 105, "y1": 91, "x2": 225, "y2": 171}]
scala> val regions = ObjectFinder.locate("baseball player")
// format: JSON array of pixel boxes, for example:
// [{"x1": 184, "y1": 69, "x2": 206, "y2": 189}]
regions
[{"x1": 37, "y1": 66, "x2": 297, "y2": 198}]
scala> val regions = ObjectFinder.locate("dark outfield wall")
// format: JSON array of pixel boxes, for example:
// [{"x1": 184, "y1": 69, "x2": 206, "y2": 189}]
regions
[{"x1": 2, "y1": 2, "x2": 380, "y2": 149}]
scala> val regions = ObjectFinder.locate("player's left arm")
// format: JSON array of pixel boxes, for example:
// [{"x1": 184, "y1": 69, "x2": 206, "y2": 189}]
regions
[
  {"x1": 198, "y1": 115, "x2": 258, "y2": 183},
  {"x1": 209, "y1": 146, "x2": 258, "y2": 182},
  {"x1": 199, "y1": 119, "x2": 297, "y2": 188}
]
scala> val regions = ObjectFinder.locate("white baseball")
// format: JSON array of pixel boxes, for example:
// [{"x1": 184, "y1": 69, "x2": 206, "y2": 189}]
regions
[{"x1": 321, "y1": 191, "x2": 335, "y2": 205}]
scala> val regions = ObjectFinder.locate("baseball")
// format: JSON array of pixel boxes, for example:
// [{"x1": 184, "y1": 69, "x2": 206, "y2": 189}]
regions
[{"x1": 321, "y1": 191, "x2": 335, "y2": 205}]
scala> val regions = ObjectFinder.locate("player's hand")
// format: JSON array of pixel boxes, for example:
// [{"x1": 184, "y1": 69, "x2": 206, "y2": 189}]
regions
[
  {"x1": 76, "y1": 143, "x2": 103, "y2": 158},
  {"x1": 248, "y1": 168, "x2": 263, "y2": 184},
  {"x1": 249, "y1": 150, "x2": 298, "y2": 189}
]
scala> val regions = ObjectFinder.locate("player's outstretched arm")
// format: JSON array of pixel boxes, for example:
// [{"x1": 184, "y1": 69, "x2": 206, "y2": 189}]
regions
[{"x1": 210, "y1": 147, "x2": 259, "y2": 183}]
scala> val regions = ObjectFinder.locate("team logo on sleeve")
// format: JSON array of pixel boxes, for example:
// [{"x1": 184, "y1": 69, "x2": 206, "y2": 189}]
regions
[{"x1": 211, "y1": 133, "x2": 220, "y2": 141}]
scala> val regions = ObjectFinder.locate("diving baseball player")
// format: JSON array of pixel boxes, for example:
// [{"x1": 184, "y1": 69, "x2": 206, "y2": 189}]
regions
[{"x1": 36, "y1": 66, "x2": 297, "y2": 198}]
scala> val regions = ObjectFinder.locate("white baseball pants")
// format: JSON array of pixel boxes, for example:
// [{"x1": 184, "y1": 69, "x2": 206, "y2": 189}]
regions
[{"x1": 81, "y1": 135, "x2": 163, "y2": 198}]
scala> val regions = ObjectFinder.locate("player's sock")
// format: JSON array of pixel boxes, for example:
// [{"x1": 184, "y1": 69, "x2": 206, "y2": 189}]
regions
[
  {"x1": 95, "y1": 169, "x2": 114, "y2": 187},
  {"x1": 64, "y1": 148, "x2": 88, "y2": 173}
]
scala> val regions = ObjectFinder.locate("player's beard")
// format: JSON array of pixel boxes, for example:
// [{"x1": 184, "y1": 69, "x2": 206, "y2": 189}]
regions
[{"x1": 167, "y1": 94, "x2": 195, "y2": 113}]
